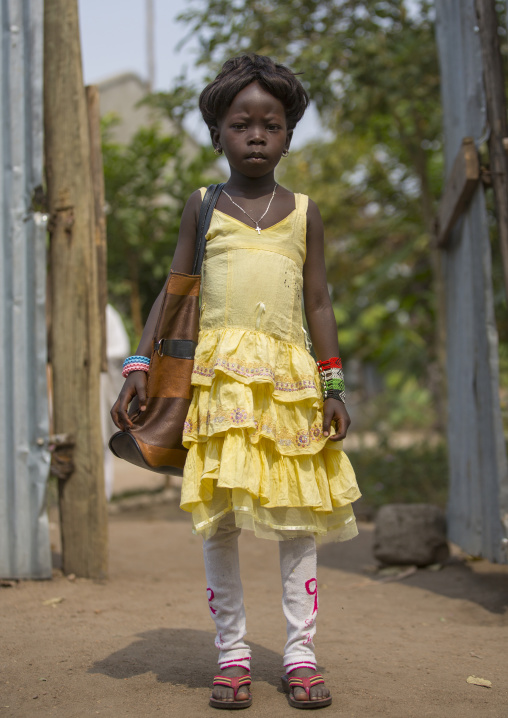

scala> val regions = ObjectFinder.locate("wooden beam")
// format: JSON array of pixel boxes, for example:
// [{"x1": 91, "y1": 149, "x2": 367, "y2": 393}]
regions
[
  {"x1": 86, "y1": 85, "x2": 108, "y2": 373},
  {"x1": 44, "y1": 0, "x2": 108, "y2": 578},
  {"x1": 475, "y1": 0, "x2": 508, "y2": 301},
  {"x1": 435, "y1": 137, "x2": 480, "y2": 247}
]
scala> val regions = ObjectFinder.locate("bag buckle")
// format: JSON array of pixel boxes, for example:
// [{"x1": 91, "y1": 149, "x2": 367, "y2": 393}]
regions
[{"x1": 156, "y1": 339, "x2": 165, "y2": 357}]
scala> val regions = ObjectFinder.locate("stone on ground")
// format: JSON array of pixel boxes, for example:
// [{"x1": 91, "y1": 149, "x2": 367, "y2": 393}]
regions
[{"x1": 373, "y1": 503, "x2": 450, "y2": 566}]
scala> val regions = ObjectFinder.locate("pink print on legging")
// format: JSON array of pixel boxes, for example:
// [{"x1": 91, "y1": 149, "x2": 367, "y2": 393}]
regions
[
  {"x1": 305, "y1": 578, "x2": 318, "y2": 614},
  {"x1": 207, "y1": 587, "x2": 217, "y2": 614}
]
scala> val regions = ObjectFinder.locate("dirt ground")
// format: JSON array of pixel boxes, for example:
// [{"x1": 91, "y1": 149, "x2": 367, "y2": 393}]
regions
[{"x1": 2, "y1": 491, "x2": 508, "y2": 718}]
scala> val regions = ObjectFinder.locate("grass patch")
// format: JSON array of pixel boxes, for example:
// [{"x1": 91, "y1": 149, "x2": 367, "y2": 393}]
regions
[{"x1": 347, "y1": 441, "x2": 449, "y2": 511}]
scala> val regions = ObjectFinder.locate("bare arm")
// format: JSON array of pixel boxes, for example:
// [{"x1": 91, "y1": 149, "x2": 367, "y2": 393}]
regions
[
  {"x1": 111, "y1": 190, "x2": 202, "y2": 430},
  {"x1": 302, "y1": 199, "x2": 351, "y2": 441}
]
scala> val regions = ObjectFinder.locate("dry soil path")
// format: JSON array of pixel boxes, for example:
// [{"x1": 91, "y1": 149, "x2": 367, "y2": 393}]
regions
[{"x1": 2, "y1": 503, "x2": 508, "y2": 718}]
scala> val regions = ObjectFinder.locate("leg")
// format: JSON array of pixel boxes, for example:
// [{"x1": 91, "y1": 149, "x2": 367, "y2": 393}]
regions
[
  {"x1": 203, "y1": 512, "x2": 251, "y2": 704},
  {"x1": 279, "y1": 535, "x2": 331, "y2": 704}
]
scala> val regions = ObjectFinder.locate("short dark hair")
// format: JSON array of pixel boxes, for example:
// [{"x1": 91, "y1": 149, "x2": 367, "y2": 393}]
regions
[{"x1": 199, "y1": 54, "x2": 309, "y2": 131}]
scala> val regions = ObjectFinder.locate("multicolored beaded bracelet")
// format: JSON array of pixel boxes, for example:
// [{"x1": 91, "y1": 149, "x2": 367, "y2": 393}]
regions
[
  {"x1": 316, "y1": 356, "x2": 346, "y2": 404},
  {"x1": 122, "y1": 355, "x2": 150, "y2": 378}
]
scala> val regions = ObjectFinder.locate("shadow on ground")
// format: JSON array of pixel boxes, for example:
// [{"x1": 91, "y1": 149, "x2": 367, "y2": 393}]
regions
[
  {"x1": 318, "y1": 526, "x2": 508, "y2": 615},
  {"x1": 89, "y1": 628, "x2": 284, "y2": 687}
]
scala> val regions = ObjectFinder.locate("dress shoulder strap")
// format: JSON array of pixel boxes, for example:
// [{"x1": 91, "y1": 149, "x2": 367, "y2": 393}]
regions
[{"x1": 294, "y1": 193, "x2": 309, "y2": 217}]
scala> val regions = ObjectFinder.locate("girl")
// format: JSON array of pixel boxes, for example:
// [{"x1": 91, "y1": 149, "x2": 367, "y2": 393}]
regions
[{"x1": 112, "y1": 54, "x2": 360, "y2": 710}]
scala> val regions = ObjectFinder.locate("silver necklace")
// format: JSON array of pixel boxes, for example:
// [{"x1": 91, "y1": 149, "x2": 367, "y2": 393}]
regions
[{"x1": 222, "y1": 184, "x2": 278, "y2": 234}]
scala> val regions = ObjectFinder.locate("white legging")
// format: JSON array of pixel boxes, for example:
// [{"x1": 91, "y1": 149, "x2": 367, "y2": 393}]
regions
[{"x1": 203, "y1": 512, "x2": 318, "y2": 674}]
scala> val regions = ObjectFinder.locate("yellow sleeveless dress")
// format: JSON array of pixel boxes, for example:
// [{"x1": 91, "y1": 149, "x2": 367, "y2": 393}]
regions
[{"x1": 180, "y1": 189, "x2": 361, "y2": 541}]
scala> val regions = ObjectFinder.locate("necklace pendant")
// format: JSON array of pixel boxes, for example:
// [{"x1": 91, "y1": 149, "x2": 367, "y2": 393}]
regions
[{"x1": 222, "y1": 183, "x2": 278, "y2": 235}]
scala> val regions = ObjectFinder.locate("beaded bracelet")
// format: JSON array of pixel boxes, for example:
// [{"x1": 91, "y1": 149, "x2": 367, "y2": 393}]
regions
[
  {"x1": 122, "y1": 355, "x2": 150, "y2": 378},
  {"x1": 316, "y1": 357, "x2": 346, "y2": 404}
]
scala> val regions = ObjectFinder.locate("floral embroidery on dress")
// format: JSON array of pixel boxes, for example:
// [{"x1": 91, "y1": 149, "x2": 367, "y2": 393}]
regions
[
  {"x1": 296, "y1": 430, "x2": 310, "y2": 448},
  {"x1": 193, "y1": 358, "x2": 274, "y2": 381},
  {"x1": 260, "y1": 422, "x2": 275, "y2": 436},
  {"x1": 192, "y1": 365, "x2": 215, "y2": 379},
  {"x1": 310, "y1": 424, "x2": 322, "y2": 441},
  {"x1": 192, "y1": 355, "x2": 318, "y2": 394},
  {"x1": 278, "y1": 438, "x2": 293, "y2": 448},
  {"x1": 186, "y1": 402, "x2": 328, "y2": 454},
  {"x1": 274, "y1": 379, "x2": 316, "y2": 393},
  {"x1": 231, "y1": 408, "x2": 248, "y2": 425},
  {"x1": 183, "y1": 419, "x2": 193, "y2": 435},
  {"x1": 199, "y1": 406, "x2": 255, "y2": 434}
]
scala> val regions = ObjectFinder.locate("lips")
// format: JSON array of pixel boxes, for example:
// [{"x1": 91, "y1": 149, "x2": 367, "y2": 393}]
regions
[{"x1": 247, "y1": 153, "x2": 266, "y2": 159}]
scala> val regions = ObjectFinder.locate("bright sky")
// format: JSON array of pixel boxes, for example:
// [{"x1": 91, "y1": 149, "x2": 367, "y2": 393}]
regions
[
  {"x1": 78, "y1": 0, "x2": 322, "y2": 148},
  {"x1": 79, "y1": 0, "x2": 202, "y2": 90}
]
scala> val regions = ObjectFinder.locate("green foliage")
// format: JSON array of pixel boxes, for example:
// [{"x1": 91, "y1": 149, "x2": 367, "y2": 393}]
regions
[
  {"x1": 102, "y1": 1, "x2": 507, "y2": 437},
  {"x1": 347, "y1": 441, "x2": 449, "y2": 510},
  {"x1": 178, "y1": 0, "x2": 443, "y2": 430},
  {"x1": 102, "y1": 93, "x2": 218, "y2": 340},
  {"x1": 180, "y1": 0, "x2": 441, "y2": 215},
  {"x1": 277, "y1": 133, "x2": 438, "y2": 381},
  {"x1": 275, "y1": 131, "x2": 440, "y2": 429}
]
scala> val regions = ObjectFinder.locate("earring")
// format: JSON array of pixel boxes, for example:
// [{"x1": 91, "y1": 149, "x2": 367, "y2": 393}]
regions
[
  {"x1": 214, "y1": 146, "x2": 223, "y2": 156},
  {"x1": 282, "y1": 149, "x2": 289, "y2": 158}
]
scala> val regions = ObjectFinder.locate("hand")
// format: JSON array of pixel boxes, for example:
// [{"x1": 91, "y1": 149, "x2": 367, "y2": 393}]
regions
[
  {"x1": 110, "y1": 371, "x2": 148, "y2": 431},
  {"x1": 322, "y1": 398, "x2": 350, "y2": 441}
]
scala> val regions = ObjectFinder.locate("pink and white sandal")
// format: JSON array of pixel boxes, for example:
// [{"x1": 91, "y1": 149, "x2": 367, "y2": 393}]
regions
[
  {"x1": 281, "y1": 673, "x2": 332, "y2": 709},
  {"x1": 209, "y1": 674, "x2": 252, "y2": 710}
]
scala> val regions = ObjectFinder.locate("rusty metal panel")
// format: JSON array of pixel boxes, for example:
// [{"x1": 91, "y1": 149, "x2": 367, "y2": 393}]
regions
[
  {"x1": 435, "y1": 0, "x2": 508, "y2": 562},
  {"x1": 0, "y1": 0, "x2": 51, "y2": 578}
]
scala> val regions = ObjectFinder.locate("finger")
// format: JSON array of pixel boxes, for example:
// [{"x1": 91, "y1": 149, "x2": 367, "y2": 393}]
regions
[
  {"x1": 329, "y1": 418, "x2": 346, "y2": 441},
  {"x1": 322, "y1": 404, "x2": 335, "y2": 438},
  {"x1": 112, "y1": 390, "x2": 134, "y2": 431},
  {"x1": 110, "y1": 400, "x2": 130, "y2": 431},
  {"x1": 330, "y1": 410, "x2": 350, "y2": 441},
  {"x1": 114, "y1": 401, "x2": 133, "y2": 431},
  {"x1": 110, "y1": 403, "x2": 121, "y2": 430},
  {"x1": 118, "y1": 406, "x2": 134, "y2": 430}
]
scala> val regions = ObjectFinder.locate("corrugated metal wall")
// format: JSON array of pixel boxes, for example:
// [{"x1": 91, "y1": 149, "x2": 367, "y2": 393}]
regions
[
  {"x1": 0, "y1": 0, "x2": 51, "y2": 578},
  {"x1": 435, "y1": 0, "x2": 508, "y2": 563}
]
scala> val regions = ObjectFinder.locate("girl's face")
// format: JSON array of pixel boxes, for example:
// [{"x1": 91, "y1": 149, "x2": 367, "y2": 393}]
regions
[{"x1": 211, "y1": 81, "x2": 292, "y2": 179}]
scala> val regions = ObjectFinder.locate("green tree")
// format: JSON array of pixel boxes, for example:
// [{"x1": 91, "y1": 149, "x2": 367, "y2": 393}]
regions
[
  {"x1": 180, "y1": 0, "x2": 444, "y2": 428},
  {"x1": 277, "y1": 133, "x2": 437, "y2": 429},
  {"x1": 181, "y1": 0, "x2": 441, "y2": 228},
  {"x1": 102, "y1": 88, "x2": 218, "y2": 342}
]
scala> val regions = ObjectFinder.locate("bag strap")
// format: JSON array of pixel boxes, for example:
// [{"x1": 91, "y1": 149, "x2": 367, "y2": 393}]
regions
[{"x1": 192, "y1": 183, "x2": 225, "y2": 275}]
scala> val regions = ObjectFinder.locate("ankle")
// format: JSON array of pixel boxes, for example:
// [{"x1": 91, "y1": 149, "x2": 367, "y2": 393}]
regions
[
  {"x1": 218, "y1": 665, "x2": 250, "y2": 677},
  {"x1": 287, "y1": 666, "x2": 317, "y2": 677}
]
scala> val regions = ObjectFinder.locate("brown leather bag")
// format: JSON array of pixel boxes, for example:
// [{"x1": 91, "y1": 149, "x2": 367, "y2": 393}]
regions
[{"x1": 109, "y1": 184, "x2": 224, "y2": 473}]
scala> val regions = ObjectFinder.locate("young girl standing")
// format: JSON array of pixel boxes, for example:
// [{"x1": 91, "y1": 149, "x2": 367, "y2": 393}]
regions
[{"x1": 112, "y1": 54, "x2": 360, "y2": 710}]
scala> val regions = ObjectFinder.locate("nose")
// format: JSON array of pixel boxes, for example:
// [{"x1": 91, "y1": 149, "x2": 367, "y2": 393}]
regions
[{"x1": 247, "y1": 125, "x2": 266, "y2": 144}]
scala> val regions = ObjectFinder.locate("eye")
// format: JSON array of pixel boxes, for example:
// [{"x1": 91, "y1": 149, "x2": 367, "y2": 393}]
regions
[
  {"x1": 267, "y1": 124, "x2": 282, "y2": 131},
  {"x1": 231, "y1": 123, "x2": 246, "y2": 130}
]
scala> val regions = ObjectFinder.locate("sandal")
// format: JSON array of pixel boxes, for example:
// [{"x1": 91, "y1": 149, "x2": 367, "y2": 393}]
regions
[
  {"x1": 209, "y1": 674, "x2": 252, "y2": 710},
  {"x1": 281, "y1": 673, "x2": 332, "y2": 709}
]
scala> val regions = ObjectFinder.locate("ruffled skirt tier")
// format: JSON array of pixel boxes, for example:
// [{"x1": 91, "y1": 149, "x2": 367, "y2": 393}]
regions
[{"x1": 181, "y1": 328, "x2": 361, "y2": 541}]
